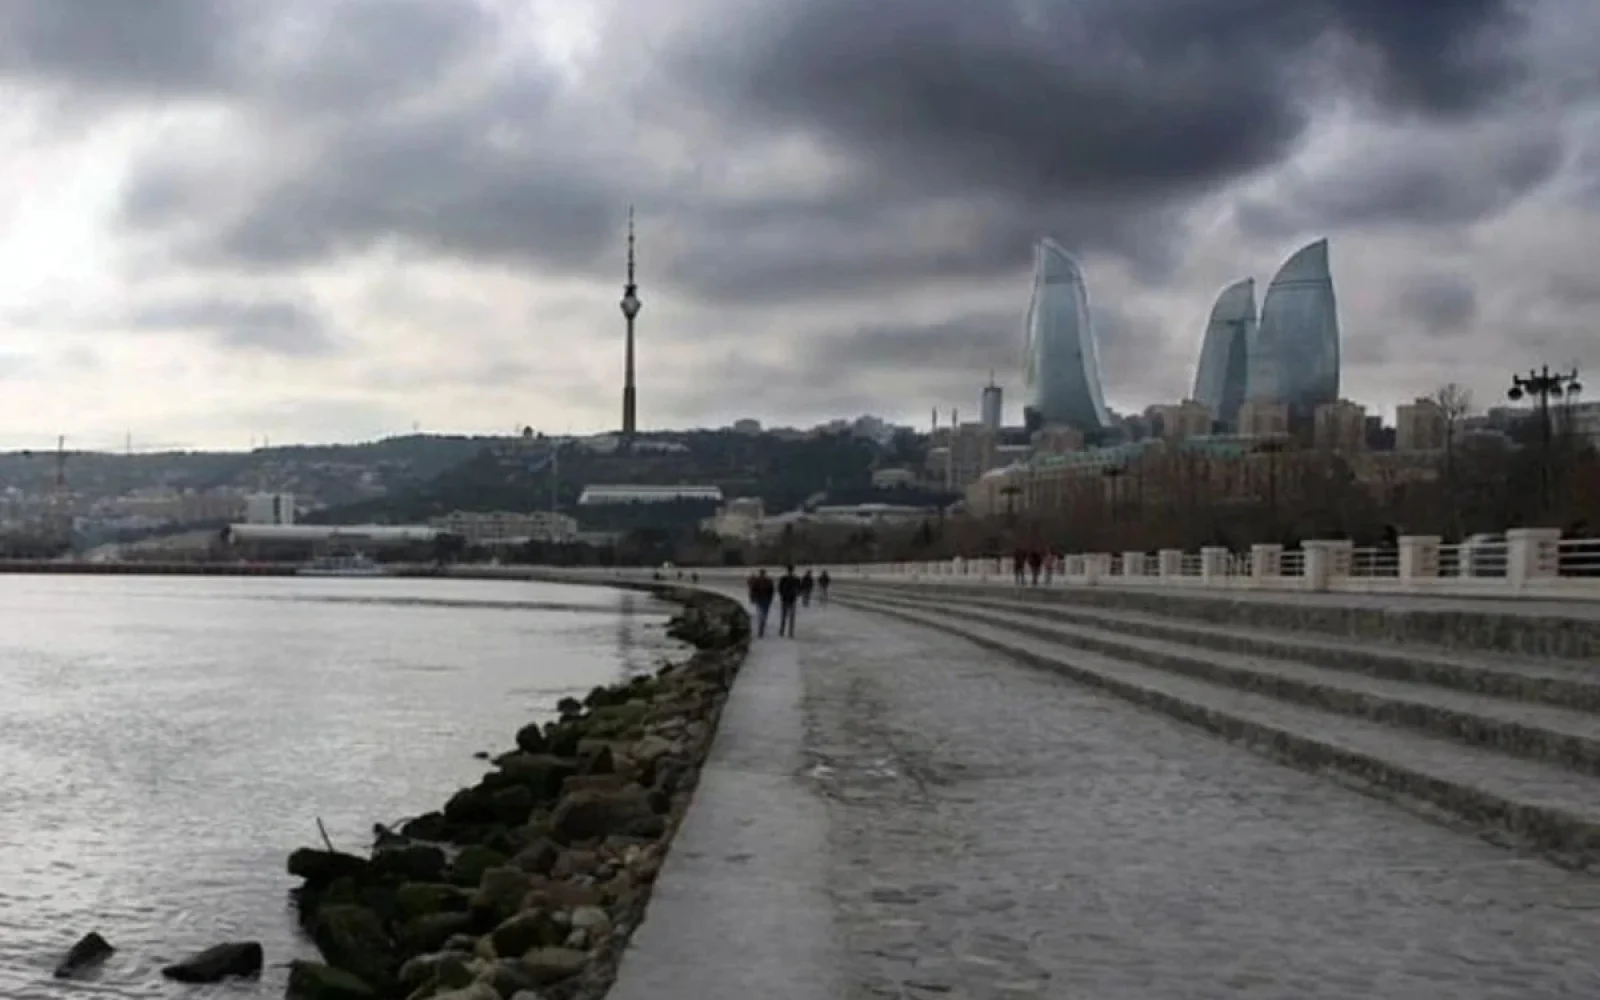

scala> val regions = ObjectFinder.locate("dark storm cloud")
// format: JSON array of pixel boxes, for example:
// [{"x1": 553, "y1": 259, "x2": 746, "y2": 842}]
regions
[
  {"x1": 0, "y1": 0, "x2": 496, "y2": 113},
  {"x1": 127, "y1": 298, "x2": 337, "y2": 356},
  {"x1": 1399, "y1": 274, "x2": 1479, "y2": 335},
  {"x1": 72, "y1": 0, "x2": 1536, "y2": 302},
  {"x1": 0, "y1": 0, "x2": 1569, "y2": 323}
]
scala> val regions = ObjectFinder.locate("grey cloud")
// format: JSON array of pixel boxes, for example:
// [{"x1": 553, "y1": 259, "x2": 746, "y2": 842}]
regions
[
  {"x1": 1399, "y1": 274, "x2": 1479, "y2": 335},
  {"x1": 0, "y1": 0, "x2": 498, "y2": 114},
  {"x1": 1236, "y1": 120, "x2": 1566, "y2": 238},
  {"x1": 807, "y1": 313, "x2": 1021, "y2": 376},
  {"x1": 0, "y1": 0, "x2": 247, "y2": 96},
  {"x1": 127, "y1": 298, "x2": 337, "y2": 356}
]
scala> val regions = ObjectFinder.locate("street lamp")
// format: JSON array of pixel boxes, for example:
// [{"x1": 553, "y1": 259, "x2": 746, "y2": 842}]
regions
[
  {"x1": 1508, "y1": 365, "x2": 1582, "y2": 513},
  {"x1": 1101, "y1": 464, "x2": 1127, "y2": 523},
  {"x1": 1251, "y1": 438, "x2": 1287, "y2": 537}
]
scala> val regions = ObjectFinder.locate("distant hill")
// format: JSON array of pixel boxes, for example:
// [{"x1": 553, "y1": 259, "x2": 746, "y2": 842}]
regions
[
  {"x1": 0, "y1": 434, "x2": 502, "y2": 507},
  {"x1": 310, "y1": 429, "x2": 948, "y2": 526}
]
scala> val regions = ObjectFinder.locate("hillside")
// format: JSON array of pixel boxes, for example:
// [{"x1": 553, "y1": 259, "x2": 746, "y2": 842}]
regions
[
  {"x1": 311, "y1": 429, "x2": 950, "y2": 525},
  {"x1": 0, "y1": 434, "x2": 502, "y2": 507}
]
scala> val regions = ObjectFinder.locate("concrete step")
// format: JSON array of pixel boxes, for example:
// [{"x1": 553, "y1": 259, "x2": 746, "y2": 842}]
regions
[
  {"x1": 846, "y1": 583, "x2": 1600, "y2": 713},
  {"x1": 836, "y1": 593, "x2": 1600, "y2": 868},
  {"x1": 841, "y1": 577, "x2": 1600, "y2": 659},
  {"x1": 855, "y1": 589, "x2": 1600, "y2": 777}
]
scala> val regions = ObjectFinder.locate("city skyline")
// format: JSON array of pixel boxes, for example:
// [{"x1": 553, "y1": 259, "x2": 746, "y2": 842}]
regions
[{"x1": 0, "y1": 2, "x2": 1596, "y2": 449}]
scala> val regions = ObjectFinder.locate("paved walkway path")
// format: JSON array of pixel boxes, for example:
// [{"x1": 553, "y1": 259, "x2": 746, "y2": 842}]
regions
[{"x1": 615, "y1": 596, "x2": 1600, "y2": 999}]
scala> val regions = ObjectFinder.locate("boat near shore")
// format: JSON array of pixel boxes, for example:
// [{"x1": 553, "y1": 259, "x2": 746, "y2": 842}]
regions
[{"x1": 296, "y1": 553, "x2": 390, "y2": 578}]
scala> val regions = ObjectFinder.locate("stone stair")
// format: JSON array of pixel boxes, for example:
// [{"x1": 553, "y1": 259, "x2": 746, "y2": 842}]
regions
[{"x1": 836, "y1": 582, "x2": 1600, "y2": 868}]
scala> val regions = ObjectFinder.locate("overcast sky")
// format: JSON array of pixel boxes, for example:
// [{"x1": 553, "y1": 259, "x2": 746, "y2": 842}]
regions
[{"x1": 0, "y1": 0, "x2": 1596, "y2": 450}]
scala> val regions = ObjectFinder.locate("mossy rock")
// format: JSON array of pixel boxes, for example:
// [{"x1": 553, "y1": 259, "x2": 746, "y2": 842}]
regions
[
  {"x1": 446, "y1": 845, "x2": 507, "y2": 887},
  {"x1": 370, "y1": 844, "x2": 447, "y2": 883},
  {"x1": 393, "y1": 883, "x2": 472, "y2": 921},
  {"x1": 396, "y1": 911, "x2": 473, "y2": 955},
  {"x1": 286, "y1": 960, "x2": 375, "y2": 1000},
  {"x1": 310, "y1": 905, "x2": 397, "y2": 991}
]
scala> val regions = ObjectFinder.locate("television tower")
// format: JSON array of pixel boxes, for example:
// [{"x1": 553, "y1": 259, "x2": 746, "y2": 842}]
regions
[{"x1": 619, "y1": 206, "x2": 641, "y2": 443}]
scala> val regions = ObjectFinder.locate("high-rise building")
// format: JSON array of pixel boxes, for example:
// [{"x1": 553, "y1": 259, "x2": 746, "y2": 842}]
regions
[
  {"x1": 1396, "y1": 398, "x2": 1449, "y2": 452},
  {"x1": 1237, "y1": 399, "x2": 1291, "y2": 439},
  {"x1": 1146, "y1": 401, "x2": 1215, "y2": 442},
  {"x1": 944, "y1": 424, "x2": 998, "y2": 490},
  {"x1": 980, "y1": 375, "x2": 1003, "y2": 431},
  {"x1": 1313, "y1": 399, "x2": 1367, "y2": 452},
  {"x1": 1022, "y1": 238, "x2": 1113, "y2": 433},
  {"x1": 1191, "y1": 278, "x2": 1255, "y2": 428},
  {"x1": 1247, "y1": 239, "x2": 1340, "y2": 419}
]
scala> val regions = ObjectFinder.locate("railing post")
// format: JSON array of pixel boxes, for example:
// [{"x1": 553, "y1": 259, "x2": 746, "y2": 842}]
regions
[
  {"x1": 1506, "y1": 528, "x2": 1561, "y2": 588},
  {"x1": 1303, "y1": 541, "x2": 1332, "y2": 592},
  {"x1": 1398, "y1": 535, "x2": 1440, "y2": 582},
  {"x1": 1199, "y1": 546, "x2": 1229, "y2": 584},
  {"x1": 1122, "y1": 551, "x2": 1144, "y2": 577},
  {"x1": 1328, "y1": 540, "x2": 1354, "y2": 582},
  {"x1": 1158, "y1": 549, "x2": 1183, "y2": 578},
  {"x1": 1084, "y1": 553, "x2": 1110, "y2": 585},
  {"x1": 1250, "y1": 543, "x2": 1283, "y2": 582}
]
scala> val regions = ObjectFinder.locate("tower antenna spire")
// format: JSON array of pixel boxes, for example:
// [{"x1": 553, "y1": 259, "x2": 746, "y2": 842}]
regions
[{"x1": 619, "y1": 205, "x2": 641, "y2": 443}]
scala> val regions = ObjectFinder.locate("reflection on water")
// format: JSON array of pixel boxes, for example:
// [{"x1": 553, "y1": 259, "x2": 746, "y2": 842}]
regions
[{"x1": 0, "y1": 574, "x2": 675, "y2": 999}]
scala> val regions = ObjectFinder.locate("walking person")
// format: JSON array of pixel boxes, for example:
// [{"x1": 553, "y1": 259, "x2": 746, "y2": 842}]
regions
[
  {"x1": 817, "y1": 569, "x2": 831, "y2": 605},
  {"x1": 800, "y1": 569, "x2": 815, "y2": 607},
  {"x1": 1027, "y1": 549, "x2": 1043, "y2": 586},
  {"x1": 1012, "y1": 547, "x2": 1026, "y2": 586},
  {"x1": 777, "y1": 565, "x2": 801, "y2": 638},
  {"x1": 747, "y1": 569, "x2": 775, "y2": 638}
]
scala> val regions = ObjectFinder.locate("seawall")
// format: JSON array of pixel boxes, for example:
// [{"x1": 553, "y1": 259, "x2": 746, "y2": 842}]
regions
[{"x1": 283, "y1": 585, "x2": 751, "y2": 999}]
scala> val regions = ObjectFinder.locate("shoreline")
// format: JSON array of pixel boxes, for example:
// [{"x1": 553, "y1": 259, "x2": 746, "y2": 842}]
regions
[{"x1": 284, "y1": 584, "x2": 750, "y2": 1000}]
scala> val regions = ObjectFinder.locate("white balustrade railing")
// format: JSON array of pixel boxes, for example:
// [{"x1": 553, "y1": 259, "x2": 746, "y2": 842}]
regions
[{"x1": 817, "y1": 529, "x2": 1600, "y2": 600}]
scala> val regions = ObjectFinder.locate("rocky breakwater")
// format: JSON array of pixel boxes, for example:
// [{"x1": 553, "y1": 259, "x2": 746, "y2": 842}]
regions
[{"x1": 283, "y1": 588, "x2": 749, "y2": 1000}]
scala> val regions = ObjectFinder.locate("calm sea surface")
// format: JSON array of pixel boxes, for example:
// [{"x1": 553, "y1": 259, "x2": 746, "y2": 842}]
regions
[{"x1": 0, "y1": 574, "x2": 676, "y2": 998}]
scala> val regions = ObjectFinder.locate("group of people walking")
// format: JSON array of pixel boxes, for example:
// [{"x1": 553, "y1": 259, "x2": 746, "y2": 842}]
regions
[
  {"x1": 1012, "y1": 547, "x2": 1060, "y2": 586},
  {"x1": 746, "y1": 566, "x2": 830, "y2": 638}
]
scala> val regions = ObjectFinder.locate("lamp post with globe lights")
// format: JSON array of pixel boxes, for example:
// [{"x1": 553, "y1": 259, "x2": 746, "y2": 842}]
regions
[{"x1": 1508, "y1": 365, "x2": 1582, "y2": 514}]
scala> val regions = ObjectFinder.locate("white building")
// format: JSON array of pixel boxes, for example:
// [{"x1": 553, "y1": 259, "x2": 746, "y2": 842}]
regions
[
  {"x1": 244, "y1": 492, "x2": 296, "y2": 525},
  {"x1": 428, "y1": 510, "x2": 579, "y2": 545},
  {"x1": 578, "y1": 484, "x2": 724, "y2": 505},
  {"x1": 228, "y1": 523, "x2": 437, "y2": 546},
  {"x1": 702, "y1": 498, "x2": 765, "y2": 541}
]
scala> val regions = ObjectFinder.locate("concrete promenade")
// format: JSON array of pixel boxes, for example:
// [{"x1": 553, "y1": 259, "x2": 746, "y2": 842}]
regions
[{"x1": 605, "y1": 581, "x2": 1600, "y2": 999}]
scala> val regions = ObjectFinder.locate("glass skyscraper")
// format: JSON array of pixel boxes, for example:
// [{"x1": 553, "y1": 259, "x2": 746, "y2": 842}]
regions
[
  {"x1": 1022, "y1": 238, "x2": 1112, "y2": 432},
  {"x1": 1191, "y1": 277, "x2": 1255, "y2": 428},
  {"x1": 1247, "y1": 238, "x2": 1340, "y2": 417}
]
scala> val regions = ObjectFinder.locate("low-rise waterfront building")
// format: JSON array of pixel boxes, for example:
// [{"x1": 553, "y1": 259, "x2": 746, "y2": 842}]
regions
[
  {"x1": 428, "y1": 510, "x2": 579, "y2": 545},
  {"x1": 577, "y1": 484, "x2": 724, "y2": 505}
]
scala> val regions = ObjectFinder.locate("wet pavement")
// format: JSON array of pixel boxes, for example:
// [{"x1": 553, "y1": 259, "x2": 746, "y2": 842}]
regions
[{"x1": 626, "y1": 593, "x2": 1600, "y2": 999}]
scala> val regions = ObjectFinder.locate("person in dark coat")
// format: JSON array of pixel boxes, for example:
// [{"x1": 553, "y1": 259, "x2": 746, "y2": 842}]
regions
[
  {"x1": 747, "y1": 569, "x2": 775, "y2": 638},
  {"x1": 800, "y1": 569, "x2": 815, "y2": 607},
  {"x1": 777, "y1": 566, "x2": 802, "y2": 637},
  {"x1": 817, "y1": 569, "x2": 832, "y2": 604}
]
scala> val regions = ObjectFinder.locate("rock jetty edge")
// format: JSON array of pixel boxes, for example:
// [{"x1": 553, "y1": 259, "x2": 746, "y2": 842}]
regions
[{"x1": 284, "y1": 586, "x2": 750, "y2": 1000}]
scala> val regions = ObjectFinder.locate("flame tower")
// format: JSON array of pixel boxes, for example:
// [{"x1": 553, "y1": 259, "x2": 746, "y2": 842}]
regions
[{"x1": 620, "y1": 206, "x2": 641, "y2": 440}]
